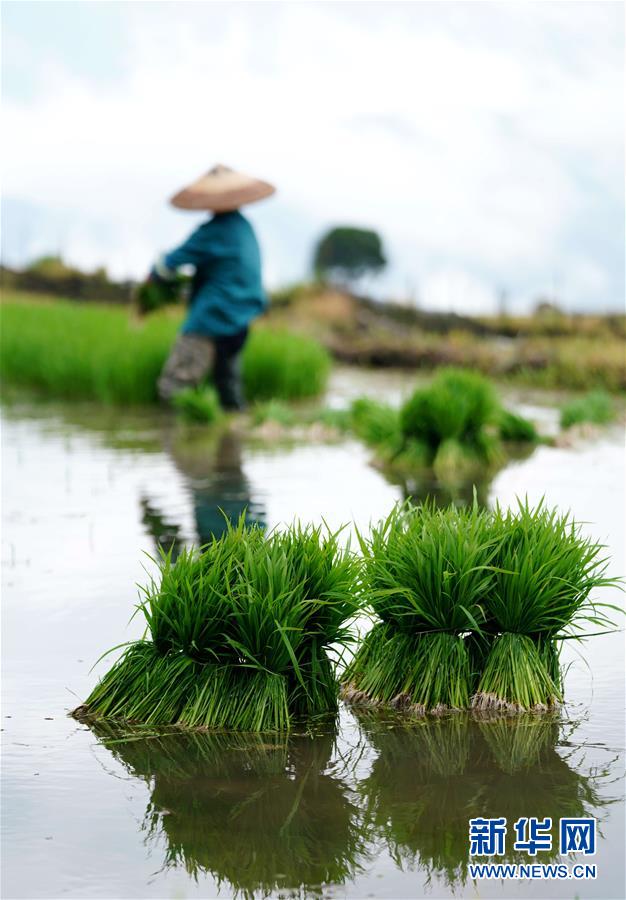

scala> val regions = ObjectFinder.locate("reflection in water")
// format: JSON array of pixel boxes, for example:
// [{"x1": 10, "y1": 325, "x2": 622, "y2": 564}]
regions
[
  {"x1": 391, "y1": 443, "x2": 537, "y2": 508},
  {"x1": 141, "y1": 428, "x2": 266, "y2": 555},
  {"x1": 92, "y1": 726, "x2": 366, "y2": 898},
  {"x1": 87, "y1": 712, "x2": 618, "y2": 897},
  {"x1": 355, "y1": 711, "x2": 616, "y2": 886}
]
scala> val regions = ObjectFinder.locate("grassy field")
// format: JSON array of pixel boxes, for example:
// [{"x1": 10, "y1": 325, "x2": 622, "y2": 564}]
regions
[{"x1": 0, "y1": 294, "x2": 331, "y2": 404}]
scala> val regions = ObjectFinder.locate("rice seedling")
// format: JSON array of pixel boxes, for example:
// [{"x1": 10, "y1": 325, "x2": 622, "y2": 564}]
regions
[
  {"x1": 349, "y1": 397, "x2": 402, "y2": 449},
  {"x1": 344, "y1": 498, "x2": 620, "y2": 715},
  {"x1": 496, "y1": 408, "x2": 539, "y2": 442},
  {"x1": 74, "y1": 515, "x2": 360, "y2": 731},
  {"x1": 473, "y1": 498, "x2": 620, "y2": 712},
  {"x1": 560, "y1": 390, "x2": 616, "y2": 429},
  {"x1": 171, "y1": 386, "x2": 222, "y2": 423},
  {"x1": 134, "y1": 274, "x2": 189, "y2": 314},
  {"x1": 349, "y1": 370, "x2": 537, "y2": 484},
  {"x1": 399, "y1": 368, "x2": 502, "y2": 474},
  {"x1": 0, "y1": 296, "x2": 331, "y2": 404},
  {"x1": 343, "y1": 501, "x2": 499, "y2": 713}
]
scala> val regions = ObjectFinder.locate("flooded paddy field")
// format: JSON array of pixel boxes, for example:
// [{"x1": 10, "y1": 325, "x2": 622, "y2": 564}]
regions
[{"x1": 2, "y1": 370, "x2": 624, "y2": 899}]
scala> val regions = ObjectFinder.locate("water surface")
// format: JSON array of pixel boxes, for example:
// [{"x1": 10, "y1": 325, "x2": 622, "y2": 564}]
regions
[{"x1": 2, "y1": 377, "x2": 624, "y2": 899}]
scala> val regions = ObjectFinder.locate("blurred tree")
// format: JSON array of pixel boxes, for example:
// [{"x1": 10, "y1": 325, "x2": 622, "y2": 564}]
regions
[
  {"x1": 313, "y1": 227, "x2": 386, "y2": 286},
  {"x1": 26, "y1": 255, "x2": 79, "y2": 279}
]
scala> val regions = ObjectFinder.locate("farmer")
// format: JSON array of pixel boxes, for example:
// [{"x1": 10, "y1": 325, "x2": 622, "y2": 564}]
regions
[{"x1": 152, "y1": 164, "x2": 275, "y2": 410}]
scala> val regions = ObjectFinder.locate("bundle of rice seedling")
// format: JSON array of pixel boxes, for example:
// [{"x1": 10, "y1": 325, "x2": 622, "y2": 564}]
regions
[
  {"x1": 473, "y1": 499, "x2": 618, "y2": 712},
  {"x1": 399, "y1": 368, "x2": 503, "y2": 478},
  {"x1": 343, "y1": 498, "x2": 619, "y2": 716},
  {"x1": 343, "y1": 502, "x2": 499, "y2": 714},
  {"x1": 171, "y1": 386, "x2": 222, "y2": 423},
  {"x1": 74, "y1": 516, "x2": 360, "y2": 731},
  {"x1": 496, "y1": 408, "x2": 539, "y2": 443},
  {"x1": 134, "y1": 274, "x2": 189, "y2": 315}
]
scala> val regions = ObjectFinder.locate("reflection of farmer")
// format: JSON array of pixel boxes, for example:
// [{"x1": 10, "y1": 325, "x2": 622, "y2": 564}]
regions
[
  {"x1": 152, "y1": 165, "x2": 275, "y2": 410},
  {"x1": 140, "y1": 429, "x2": 266, "y2": 558}
]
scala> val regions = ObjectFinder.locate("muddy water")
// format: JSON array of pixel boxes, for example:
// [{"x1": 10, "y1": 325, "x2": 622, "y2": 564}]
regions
[{"x1": 2, "y1": 375, "x2": 624, "y2": 899}]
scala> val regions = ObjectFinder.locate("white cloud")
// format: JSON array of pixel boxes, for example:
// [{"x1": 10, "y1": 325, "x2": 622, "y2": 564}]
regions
[{"x1": 2, "y1": 1, "x2": 623, "y2": 311}]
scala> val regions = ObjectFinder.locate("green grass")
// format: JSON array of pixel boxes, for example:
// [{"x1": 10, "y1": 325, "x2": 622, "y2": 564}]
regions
[
  {"x1": 560, "y1": 390, "x2": 616, "y2": 429},
  {"x1": 0, "y1": 296, "x2": 331, "y2": 405},
  {"x1": 344, "y1": 499, "x2": 619, "y2": 714},
  {"x1": 75, "y1": 515, "x2": 360, "y2": 731},
  {"x1": 241, "y1": 328, "x2": 331, "y2": 402}
]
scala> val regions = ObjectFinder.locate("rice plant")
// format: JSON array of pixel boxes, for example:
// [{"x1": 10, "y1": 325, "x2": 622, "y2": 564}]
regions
[
  {"x1": 171, "y1": 386, "x2": 222, "y2": 423},
  {"x1": 400, "y1": 368, "x2": 501, "y2": 472},
  {"x1": 0, "y1": 296, "x2": 331, "y2": 404},
  {"x1": 349, "y1": 397, "x2": 402, "y2": 449},
  {"x1": 496, "y1": 408, "x2": 539, "y2": 442},
  {"x1": 560, "y1": 390, "x2": 616, "y2": 429},
  {"x1": 473, "y1": 498, "x2": 619, "y2": 711},
  {"x1": 344, "y1": 501, "x2": 499, "y2": 713},
  {"x1": 350, "y1": 369, "x2": 538, "y2": 482},
  {"x1": 241, "y1": 328, "x2": 331, "y2": 401},
  {"x1": 74, "y1": 515, "x2": 360, "y2": 731},
  {"x1": 343, "y1": 499, "x2": 620, "y2": 715}
]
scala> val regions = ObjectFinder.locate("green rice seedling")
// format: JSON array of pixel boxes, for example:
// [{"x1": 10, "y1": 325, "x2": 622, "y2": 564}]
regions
[
  {"x1": 472, "y1": 633, "x2": 561, "y2": 711},
  {"x1": 343, "y1": 501, "x2": 499, "y2": 713},
  {"x1": 349, "y1": 397, "x2": 402, "y2": 449},
  {"x1": 473, "y1": 498, "x2": 620, "y2": 711},
  {"x1": 171, "y1": 386, "x2": 222, "y2": 423},
  {"x1": 134, "y1": 274, "x2": 189, "y2": 314},
  {"x1": 496, "y1": 408, "x2": 539, "y2": 442},
  {"x1": 486, "y1": 499, "x2": 617, "y2": 638},
  {"x1": 0, "y1": 296, "x2": 331, "y2": 404},
  {"x1": 249, "y1": 399, "x2": 299, "y2": 428},
  {"x1": 560, "y1": 390, "x2": 615, "y2": 429},
  {"x1": 400, "y1": 367, "x2": 499, "y2": 454},
  {"x1": 75, "y1": 515, "x2": 361, "y2": 731}
]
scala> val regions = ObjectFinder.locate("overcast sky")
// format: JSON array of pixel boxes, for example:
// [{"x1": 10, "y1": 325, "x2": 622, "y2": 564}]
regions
[{"x1": 2, "y1": 1, "x2": 623, "y2": 313}]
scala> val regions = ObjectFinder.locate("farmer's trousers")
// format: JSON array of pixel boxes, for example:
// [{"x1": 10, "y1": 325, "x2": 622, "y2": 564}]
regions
[{"x1": 157, "y1": 329, "x2": 248, "y2": 410}]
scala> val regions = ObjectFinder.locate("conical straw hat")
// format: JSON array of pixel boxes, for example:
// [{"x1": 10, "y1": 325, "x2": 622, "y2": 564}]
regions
[{"x1": 170, "y1": 164, "x2": 276, "y2": 211}]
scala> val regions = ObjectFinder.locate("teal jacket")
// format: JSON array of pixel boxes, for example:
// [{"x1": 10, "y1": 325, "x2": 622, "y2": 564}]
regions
[{"x1": 157, "y1": 211, "x2": 266, "y2": 337}]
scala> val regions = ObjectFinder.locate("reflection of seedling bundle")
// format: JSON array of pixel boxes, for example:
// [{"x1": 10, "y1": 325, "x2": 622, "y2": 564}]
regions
[
  {"x1": 94, "y1": 727, "x2": 365, "y2": 897},
  {"x1": 74, "y1": 516, "x2": 359, "y2": 731},
  {"x1": 356, "y1": 712, "x2": 608, "y2": 884},
  {"x1": 344, "y1": 500, "x2": 617, "y2": 714}
]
